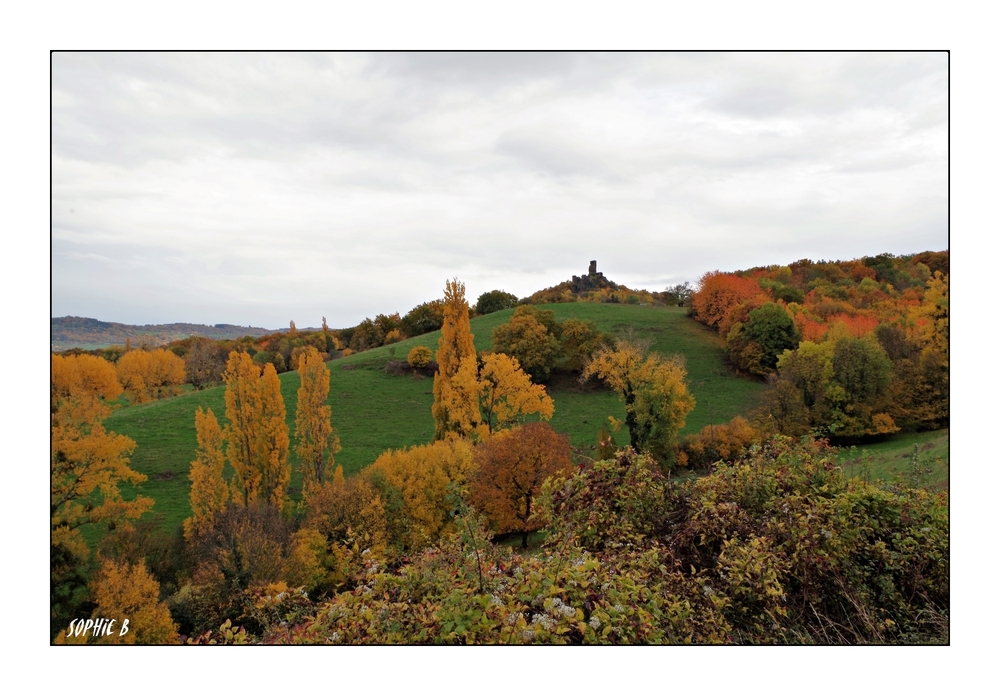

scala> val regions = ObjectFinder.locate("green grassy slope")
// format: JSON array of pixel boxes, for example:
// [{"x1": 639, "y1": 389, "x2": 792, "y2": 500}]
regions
[
  {"x1": 105, "y1": 304, "x2": 765, "y2": 534},
  {"x1": 838, "y1": 428, "x2": 949, "y2": 490}
]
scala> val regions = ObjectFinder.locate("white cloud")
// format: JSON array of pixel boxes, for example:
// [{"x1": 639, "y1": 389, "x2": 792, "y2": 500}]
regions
[{"x1": 51, "y1": 51, "x2": 948, "y2": 328}]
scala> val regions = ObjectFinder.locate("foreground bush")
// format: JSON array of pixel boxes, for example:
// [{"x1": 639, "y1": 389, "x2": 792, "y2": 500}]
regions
[{"x1": 200, "y1": 436, "x2": 946, "y2": 645}]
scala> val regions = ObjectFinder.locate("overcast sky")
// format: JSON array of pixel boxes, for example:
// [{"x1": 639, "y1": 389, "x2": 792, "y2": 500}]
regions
[{"x1": 51, "y1": 51, "x2": 948, "y2": 329}]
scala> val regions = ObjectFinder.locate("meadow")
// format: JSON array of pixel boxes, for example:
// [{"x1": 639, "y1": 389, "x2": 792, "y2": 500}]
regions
[
  {"x1": 838, "y1": 428, "x2": 949, "y2": 490},
  {"x1": 105, "y1": 304, "x2": 765, "y2": 534},
  {"x1": 104, "y1": 301, "x2": 948, "y2": 537}
]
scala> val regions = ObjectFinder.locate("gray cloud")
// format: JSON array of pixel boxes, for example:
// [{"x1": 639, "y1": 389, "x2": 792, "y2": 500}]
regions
[{"x1": 52, "y1": 52, "x2": 947, "y2": 328}]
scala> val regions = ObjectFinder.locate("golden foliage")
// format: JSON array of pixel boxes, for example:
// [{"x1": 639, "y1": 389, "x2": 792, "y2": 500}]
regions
[
  {"x1": 294, "y1": 347, "x2": 340, "y2": 496},
  {"x1": 679, "y1": 416, "x2": 760, "y2": 468},
  {"x1": 86, "y1": 558, "x2": 179, "y2": 644},
  {"x1": 432, "y1": 279, "x2": 477, "y2": 440},
  {"x1": 908, "y1": 272, "x2": 949, "y2": 360},
  {"x1": 184, "y1": 407, "x2": 229, "y2": 540},
  {"x1": 448, "y1": 353, "x2": 554, "y2": 440},
  {"x1": 51, "y1": 353, "x2": 122, "y2": 402},
  {"x1": 290, "y1": 468, "x2": 390, "y2": 595},
  {"x1": 223, "y1": 351, "x2": 290, "y2": 508},
  {"x1": 51, "y1": 395, "x2": 152, "y2": 559},
  {"x1": 366, "y1": 439, "x2": 474, "y2": 550},
  {"x1": 116, "y1": 348, "x2": 186, "y2": 403},
  {"x1": 384, "y1": 328, "x2": 406, "y2": 344},
  {"x1": 407, "y1": 345, "x2": 433, "y2": 369}
]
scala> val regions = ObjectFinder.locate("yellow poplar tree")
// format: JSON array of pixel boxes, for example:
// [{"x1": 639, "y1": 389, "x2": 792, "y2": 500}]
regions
[
  {"x1": 432, "y1": 278, "x2": 477, "y2": 440},
  {"x1": 259, "y1": 362, "x2": 291, "y2": 507},
  {"x1": 184, "y1": 407, "x2": 229, "y2": 540},
  {"x1": 294, "y1": 347, "x2": 340, "y2": 496},
  {"x1": 223, "y1": 351, "x2": 290, "y2": 508}
]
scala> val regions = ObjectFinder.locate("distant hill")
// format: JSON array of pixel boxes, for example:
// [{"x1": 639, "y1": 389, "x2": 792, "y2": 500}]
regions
[{"x1": 51, "y1": 316, "x2": 277, "y2": 351}]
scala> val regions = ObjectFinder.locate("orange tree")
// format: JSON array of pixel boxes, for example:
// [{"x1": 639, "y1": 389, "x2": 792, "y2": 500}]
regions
[{"x1": 469, "y1": 422, "x2": 572, "y2": 548}]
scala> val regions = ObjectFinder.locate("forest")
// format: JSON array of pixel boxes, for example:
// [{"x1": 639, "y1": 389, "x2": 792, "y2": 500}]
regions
[{"x1": 51, "y1": 251, "x2": 948, "y2": 645}]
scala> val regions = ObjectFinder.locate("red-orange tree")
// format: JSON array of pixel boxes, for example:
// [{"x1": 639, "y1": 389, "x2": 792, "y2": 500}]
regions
[{"x1": 469, "y1": 422, "x2": 572, "y2": 548}]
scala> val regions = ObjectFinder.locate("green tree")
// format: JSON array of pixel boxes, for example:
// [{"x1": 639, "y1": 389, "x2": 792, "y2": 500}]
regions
[
  {"x1": 728, "y1": 302, "x2": 798, "y2": 374},
  {"x1": 401, "y1": 300, "x2": 445, "y2": 337},
  {"x1": 491, "y1": 308, "x2": 561, "y2": 382},
  {"x1": 557, "y1": 318, "x2": 610, "y2": 372},
  {"x1": 475, "y1": 290, "x2": 519, "y2": 315},
  {"x1": 582, "y1": 336, "x2": 696, "y2": 469}
]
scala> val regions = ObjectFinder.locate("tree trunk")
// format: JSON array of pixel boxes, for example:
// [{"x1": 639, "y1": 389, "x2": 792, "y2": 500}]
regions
[{"x1": 521, "y1": 495, "x2": 532, "y2": 549}]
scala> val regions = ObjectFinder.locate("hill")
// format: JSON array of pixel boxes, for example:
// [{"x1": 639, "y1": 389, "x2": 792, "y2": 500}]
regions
[
  {"x1": 51, "y1": 316, "x2": 277, "y2": 351},
  {"x1": 104, "y1": 303, "x2": 765, "y2": 534}
]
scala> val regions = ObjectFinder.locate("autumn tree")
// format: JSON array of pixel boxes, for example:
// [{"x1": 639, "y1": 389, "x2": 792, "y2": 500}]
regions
[
  {"x1": 288, "y1": 467, "x2": 390, "y2": 596},
  {"x1": 50, "y1": 353, "x2": 143, "y2": 637},
  {"x1": 366, "y1": 439, "x2": 475, "y2": 551},
  {"x1": 51, "y1": 353, "x2": 122, "y2": 402},
  {"x1": 222, "y1": 351, "x2": 290, "y2": 508},
  {"x1": 294, "y1": 347, "x2": 340, "y2": 497},
  {"x1": 432, "y1": 279, "x2": 477, "y2": 440},
  {"x1": 116, "y1": 348, "x2": 186, "y2": 402},
  {"x1": 447, "y1": 352, "x2": 555, "y2": 440},
  {"x1": 582, "y1": 336, "x2": 695, "y2": 469},
  {"x1": 51, "y1": 393, "x2": 153, "y2": 561},
  {"x1": 185, "y1": 338, "x2": 229, "y2": 389},
  {"x1": 691, "y1": 271, "x2": 762, "y2": 329},
  {"x1": 490, "y1": 307, "x2": 561, "y2": 382},
  {"x1": 184, "y1": 407, "x2": 229, "y2": 540},
  {"x1": 81, "y1": 558, "x2": 179, "y2": 644},
  {"x1": 407, "y1": 345, "x2": 433, "y2": 369},
  {"x1": 470, "y1": 422, "x2": 572, "y2": 548}
]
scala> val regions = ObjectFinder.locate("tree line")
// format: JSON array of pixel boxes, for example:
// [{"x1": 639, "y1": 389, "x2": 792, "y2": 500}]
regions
[{"x1": 685, "y1": 251, "x2": 948, "y2": 446}]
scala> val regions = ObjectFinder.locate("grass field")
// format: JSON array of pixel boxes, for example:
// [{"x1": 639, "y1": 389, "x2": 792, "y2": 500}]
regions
[
  {"x1": 105, "y1": 303, "x2": 766, "y2": 535},
  {"x1": 837, "y1": 429, "x2": 949, "y2": 490}
]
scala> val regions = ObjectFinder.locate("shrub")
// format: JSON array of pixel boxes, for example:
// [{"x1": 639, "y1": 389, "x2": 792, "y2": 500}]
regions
[{"x1": 407, "y1": 345, "x2": 433, "y2": 369}]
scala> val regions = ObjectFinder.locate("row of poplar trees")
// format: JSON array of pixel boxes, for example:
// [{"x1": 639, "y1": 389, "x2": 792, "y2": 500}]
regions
[{"x1": 185, "y1": 348, "x2": 339, "y2": 539}]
